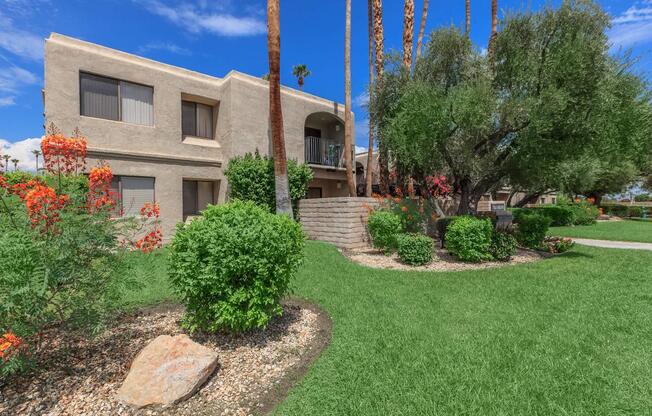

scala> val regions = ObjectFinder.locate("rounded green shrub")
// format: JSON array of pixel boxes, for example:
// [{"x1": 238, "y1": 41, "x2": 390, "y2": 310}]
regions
[
  {"x1": 397, "y1": 233, "x2": 433, "y2": 265},
  {"x1": 168, "y1": 200, "x2": 305, "y2": 333},
  {"x1": 515, "y1": 213, "x2": 551, "y2": 248},
  {"x1": 530, "y1": 205, "x2": 576, "y2": 226},
  {"x1": 570, "y1": 202, "x2": 599, "y2": 225},
  {"x1": 489, "y1": 231, "x2": 518, "y2": 261},
  {"x1": 445, "y1": 216, "x2": 493, "y2": 262},
  {"x1": 367, "y1": 210, "x2": 403, "y2": 251}
]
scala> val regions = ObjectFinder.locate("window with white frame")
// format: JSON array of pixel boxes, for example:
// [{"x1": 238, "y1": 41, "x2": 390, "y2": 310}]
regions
[
  {"x1": 182, "y1": 101, "x2": 213, "y2": 139},
  {"x1": 80, "y1": 72, "x2": 153, "y2": 126}
]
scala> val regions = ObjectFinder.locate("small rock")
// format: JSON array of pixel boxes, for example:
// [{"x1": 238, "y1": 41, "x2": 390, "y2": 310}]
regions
[{"x1": 116, "y1": 334, "x2": 218, "y2": 408}]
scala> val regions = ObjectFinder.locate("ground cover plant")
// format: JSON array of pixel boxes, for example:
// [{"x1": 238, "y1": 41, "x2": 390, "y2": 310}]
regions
[
  {"x1": 119, "y1": 242, "x2": 652, "y2": 415},
  {"x1": 550, "y1": 220, "x2": 652, "y2": 244}
]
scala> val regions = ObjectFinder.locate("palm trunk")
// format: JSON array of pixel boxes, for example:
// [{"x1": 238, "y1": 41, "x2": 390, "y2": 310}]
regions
[
  {"x1": 373, "y1": 0, "x2": 389, "y2": 195},
  {"x1": 465, "y1": 0, "x2": 471, "y2": 36},
  {"x1": 488, "y1": 0, "x2": 497, "y2": 57},
  {"x1": 401, "y1": 0, "x2": 414, "y2": 70},
  {"x1": 344, "y1": 0, "x2": 355, "y2": 197},
  {"x1": 267, "y1": 0, "x2": 293, "y2": 217},
  {"x1": 415, "y1": 0, "x2": 429, "y2": 61},
  {"x1": 365, "y1": 0, "x2": 375, "y2": 197}
]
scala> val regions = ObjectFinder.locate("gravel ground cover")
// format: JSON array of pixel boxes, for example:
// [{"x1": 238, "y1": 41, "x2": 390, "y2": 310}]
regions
[
  {"x1": 343, "y1": 246, "x2": 544, "y2": 271},
  {"x1": 0, "y1": 300, "x2": 331, "y2": 416}
]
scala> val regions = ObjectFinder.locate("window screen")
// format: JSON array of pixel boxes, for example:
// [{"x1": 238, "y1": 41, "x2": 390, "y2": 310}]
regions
[
  {"x1": 80, "y1": 73, "x2": 119, "y2": 120},
  {"x1": 196, "y1": 103, "x2": 213, "y2": 139},
  {"x1": 182, "y1": 101, "x2": 213, "y2": 139},
  {"x1": 182, "y1": 101, "x2": 196, "y2": 136},
  {"x1": 121, "y1": 177, "x2": 155, "y2": 217},
  {"x1": 120, "y1": 81, "x2": 153, "y2": 126}
]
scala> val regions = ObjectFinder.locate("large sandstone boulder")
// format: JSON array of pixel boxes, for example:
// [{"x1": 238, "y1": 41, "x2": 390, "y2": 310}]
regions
[{"x1": 117, "y1": 334, "x2": 219, "y2": 408}]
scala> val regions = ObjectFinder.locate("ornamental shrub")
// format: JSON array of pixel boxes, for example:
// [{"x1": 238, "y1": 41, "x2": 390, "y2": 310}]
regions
[
  {"x1": 530, "y1": 205, "x2": 575, "y2": 226},
  {"x1": 570, "y1": 202, "x2": 599, "y2": 225},
  {"x1": 489, "y1": 231, "x2": 518, "y2": 261},
  {"x1": 514, "y1": 213, "x2": 551, "y2": 248},
  {"x1": 627, "y1": 206, "x2": 643, "y2": 218},
  {"x1": 397, "y1": 233, "x2": 433, "y2": 265},
  {"x1": 367, "y1": 210, "x2": 403, "y2": 251},
  {"x1": 445, "y1": 216, "x2": 493, "y2": 262},
  {"x1": 168, "y1": 201, "x2": 305, "y2": 333},
  {"x1": 541, "y1": 236, "x2": 575, "y2": 253},
  {"x1": 224, "y1": 151, "x2": 313, "y2": 214}
]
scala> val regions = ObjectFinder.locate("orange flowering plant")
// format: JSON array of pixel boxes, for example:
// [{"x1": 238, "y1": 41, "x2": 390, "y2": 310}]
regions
[{"x1": 0, "y1": 126, "x2": 162, "y2": 378}]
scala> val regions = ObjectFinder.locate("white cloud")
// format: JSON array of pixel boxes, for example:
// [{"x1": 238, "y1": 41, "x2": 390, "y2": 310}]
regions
[
  {"x1": 355, "y1": 118, "x2": 370, "y2": 145},
  {"x1": 0, "y1": 11, "x2": 44, "y2": 61},
  {"x1": 355, "y1": 146, "x2": 368, "y2": 154},
  {"x1": 138, "y1": 42, "x2": 191, "y2": 55},
  {"x1": 353, "y1": 90, "x2": 369, "y2": 108},
  {"x1": 0, "y1": 65, "x2": 39, "y2": 94},
  {"x1": 0, "y1": 137, "x2": 42, "y2": 172},
  {"x1": 140, "y1": 0, "x2": 266, "y2": 37},
  {"x1": 609, "y1": 1, "x2": 652, "y2": 49},
  {"x1": 0, "y1": 96, "x2": 15, "y2": 106}
]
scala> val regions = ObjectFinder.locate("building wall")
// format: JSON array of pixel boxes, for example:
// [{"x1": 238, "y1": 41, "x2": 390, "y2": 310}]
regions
[{"x1": 44, "y1": 33, "x2": 352, "y2": 237}]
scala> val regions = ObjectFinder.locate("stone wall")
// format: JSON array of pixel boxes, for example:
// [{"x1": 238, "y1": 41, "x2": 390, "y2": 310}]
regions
[{"x1": 299, "y1": 197, "x2": 378, "y2": 249}]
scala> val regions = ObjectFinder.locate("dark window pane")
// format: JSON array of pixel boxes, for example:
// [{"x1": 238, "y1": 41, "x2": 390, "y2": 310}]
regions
[
  {"x1": 182, "y1": 101, "x2": 196, "y2": 136},
  {"x1": 80, "y1": 73, "x2": 119, "y2": 120},
  {"x1": 183, "y1": 180, "x2": 198, "y2": 218}
]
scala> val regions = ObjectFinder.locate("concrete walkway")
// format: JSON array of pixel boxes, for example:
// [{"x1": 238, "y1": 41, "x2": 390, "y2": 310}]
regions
[{"x1": 573, "y1": 238, "x2": 652, "y2": 251}]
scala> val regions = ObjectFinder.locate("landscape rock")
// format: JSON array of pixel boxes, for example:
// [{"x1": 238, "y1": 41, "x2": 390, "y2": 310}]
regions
[{"x1": 116, "y1": 334, "x2": 219, "y2": 408}]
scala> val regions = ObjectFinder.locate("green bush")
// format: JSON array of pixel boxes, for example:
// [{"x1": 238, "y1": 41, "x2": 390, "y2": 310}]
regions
[
  {"x1": 445, "y1": 216, "x2": 493, "y2": 262},
  {"x1": 224, "y1": 152, "x2": 313, "y2": 214},
  {"x1": 569, "y1": 202, "x2": 599, "y2": 225},
  {"x1": 2, "y1": 171, "x2": 35, "y2": 187},
  {"x1": 397, "y1": 233, "x2": 433, "y2": 265},
  {"x1": 604, "y1": 204, "x2": 628, "y2": 217},
  {"x1": 367, "y1": 210, "x2": 403, "y2": 251},
  {"x1": 627, "y1": 206, "x2": 643, "y2": 218},
  {"x1": 489, "y1": 231, "x2": 518, "y2": 262},
  {"x1": 530, "y1": 205, "x2": 575, "y2": 226},
  {"x1": 514, "y1": 213, "x2": 551, "y2": 248},
  {"x1": 634, "y1": 193, "x2": 650, "y2": 202},
  {"x1": 168, "y1": 201, "x2": 305, "y2": 333}
]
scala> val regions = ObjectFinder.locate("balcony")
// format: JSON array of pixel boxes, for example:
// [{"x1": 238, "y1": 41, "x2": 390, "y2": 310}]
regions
[{"x1": 304, "y1": 136, "x2": 344, "y2": 168}]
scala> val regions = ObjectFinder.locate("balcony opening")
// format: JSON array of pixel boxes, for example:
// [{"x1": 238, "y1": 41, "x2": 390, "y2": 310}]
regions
[{"x1": 304, "y1": 112, "x2": 345, "y2": 168}]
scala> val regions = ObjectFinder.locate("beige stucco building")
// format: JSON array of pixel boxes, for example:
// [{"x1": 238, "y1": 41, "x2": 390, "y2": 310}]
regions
[{"x1": 44, "y1": 33, "x2": 352, "y2": 237}]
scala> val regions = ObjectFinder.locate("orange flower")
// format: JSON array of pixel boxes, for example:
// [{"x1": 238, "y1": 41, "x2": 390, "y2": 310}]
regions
[
  {"x1": 41, "y1": 133, "x2": 87, "y2": 175},
  {"x1": 0, "y1": 332, "x2": 25, "y2": 361},
  {"x1": 0, "y1": 174, "x2": 6, "y2": 190},
  {"x1": 88, "y1": 164, "x2": 118, "y2": 213},
  {"x1": 401, "y1": 206, "x2": 408, "y2": 212},
  {"x1": 24, "y1": 183, "x2": 67, "y2": 232}
]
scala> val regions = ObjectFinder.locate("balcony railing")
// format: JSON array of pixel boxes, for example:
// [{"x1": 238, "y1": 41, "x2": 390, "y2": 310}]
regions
[{"x1": 304, "y1": 136, "x2": 344, "y2": 168}]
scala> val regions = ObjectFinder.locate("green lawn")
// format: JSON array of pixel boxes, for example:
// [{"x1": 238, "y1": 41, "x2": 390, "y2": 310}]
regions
[
  {"x1": 550, "y1": 220, "x2": 652, "y2": 243},
  {"x1": 126, "y1": 242, "x2": 652, "y2": 415}
]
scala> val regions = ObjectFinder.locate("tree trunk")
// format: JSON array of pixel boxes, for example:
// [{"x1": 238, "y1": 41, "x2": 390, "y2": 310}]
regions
[
  {"x1": 344, "y1": 0, "x2": 355, "y2": 197},
  {"x1": 488, "y1": 0, "x2": 498, "y2": 57},
  {"x1": 401, "y1": 0, "x2": 414, "y2": 70},
  {"x1": 267, "y1": 0, "x2": 293, "y2": 217},
  {"x1": 456, "y1": 179, "x2": 474, "y2": 215},
  {"x1": 373, "y1": 0, "x2": 389, "y2": 195},
  {"x1": 415, "y1": 0, "x2": 429, "y2": 61},
  {"x1": 365, "y1": 0, "x2": 375, "y2": 197},
  {"x1": 465, "y1": 0, "x2": 471, "y2": 36}
]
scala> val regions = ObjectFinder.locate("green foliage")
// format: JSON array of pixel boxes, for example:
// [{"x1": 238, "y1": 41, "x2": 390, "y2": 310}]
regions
[
  {"x1": 515, "y1": 213, "x2": 552, "y2": 248},
  {"x1": 397, "y1": 233, "x2": 433, "y2": 265},
  {"x1": 634, "y1": 193, "x2": 650, "y2": 202},
  {"x1": 445, "y1": 216, "x2": 493, "y2": 262},
  {"x1": 224, "y1": 152, "x2": 313, "y2": 213},
  {"x1": 567, "y1": 202, "x2": 599, "y2": 225},
  {"x1": 541, "y1": 236, "x2": 575, "y2": 254},
  {"x1": 2, "y1": 171, "x2": 35, "y2": 187},
  {"x1": 367, "y1": 210, "x2": 403, "y2": 251},
  {"x1": 627, "y1": 206, "x2": 643, "y2": 218},
  {"x1": 529, "y1": 205, "x2": 576, "y2": 226},
  {"x1": 168, "y1": 201, "x2": 305, "y2": 333},
  {"x1": 489, "y1": 231, "x2": 518, "y2": 262}
]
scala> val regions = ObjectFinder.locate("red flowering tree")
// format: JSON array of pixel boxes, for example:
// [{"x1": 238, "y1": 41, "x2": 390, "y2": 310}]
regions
[{"x1": 0, "y1": 127, "x2": 161, "y2": 378}]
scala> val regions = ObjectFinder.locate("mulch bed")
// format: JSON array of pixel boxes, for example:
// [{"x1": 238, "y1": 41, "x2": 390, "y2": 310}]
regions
[
  {"x1": 343, "y1": 246, "x2": 546, "y2": 272},
  {"x1": 0, "y1": 299, "x2": 332, "y2": 416}
]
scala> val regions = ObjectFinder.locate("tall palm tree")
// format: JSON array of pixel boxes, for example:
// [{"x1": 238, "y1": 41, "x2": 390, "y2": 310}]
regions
[
  {"x1": 3, "y1": 155, "x2": 10, "y2": 173},
  {"x1": 344, "y1": 0, "x2": 355, "y2": 196},
  {"x1": 292, "y1": 64, "x2": 311, "y2": 90},
  {"x1": 402, "y1": 0, "x2": 415, "y2": 70},
  {"x1": 373, "y1": 0, "x2": 389, "y2": 195},
  {"x1": 11, "y1": 159, "x2": 19, "y2": 172},
  {"x1": 365, "y1": 0, "x2": 375, "y2": 197},
  {"x1": 466, "y1": 0, "x2": 471, "y2": 36},
  {"x1": 415, "y1": 0, "x2": 429, "y2": 61},
  {"x1": 488, "y1": 0, "x2": 497, "y2": 57},
  {"x1": 32, "y1": 149, "x2": 41, "y2": 172},
  {"x1": 267, "y1": 0, "x2": 293, "y2": 216}
]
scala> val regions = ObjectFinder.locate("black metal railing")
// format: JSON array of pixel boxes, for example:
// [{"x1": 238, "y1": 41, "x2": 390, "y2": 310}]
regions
[{"x1": 304, "y1": 136, "x2": 344, "y2": 168}]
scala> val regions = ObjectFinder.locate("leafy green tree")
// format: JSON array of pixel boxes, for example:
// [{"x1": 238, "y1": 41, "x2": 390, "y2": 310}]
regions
[{"x1": 382, "y1": 1, "x2": 649, "y2": 214}]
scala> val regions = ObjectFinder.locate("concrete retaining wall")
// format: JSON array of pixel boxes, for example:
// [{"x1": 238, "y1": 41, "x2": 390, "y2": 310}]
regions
[{"x1": 299, "y1": 197, "x2": 378, "y2": 249}]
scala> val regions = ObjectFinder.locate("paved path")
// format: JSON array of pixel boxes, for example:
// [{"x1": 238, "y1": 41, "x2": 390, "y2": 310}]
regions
[{"x1": 573, "y1": 238, "x2": 652, "y2": 251}]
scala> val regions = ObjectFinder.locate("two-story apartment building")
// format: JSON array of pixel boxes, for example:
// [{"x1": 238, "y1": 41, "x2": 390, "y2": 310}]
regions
[{"x1": 44, "y1": 33, "x2": 352, "y2": 237}]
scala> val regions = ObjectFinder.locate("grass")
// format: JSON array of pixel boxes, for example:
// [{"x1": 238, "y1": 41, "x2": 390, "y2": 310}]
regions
[
  {"x1": 124, "y1": 242, "x2": 652, "y2": 415},
  {"x1": 550, "y1": 219, "x2": 652, "y2": 243}
]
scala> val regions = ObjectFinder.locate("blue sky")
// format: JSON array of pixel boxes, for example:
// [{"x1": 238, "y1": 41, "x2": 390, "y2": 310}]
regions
[{"x1": 0, "y1": 0, "x2": 651, "y2": 170}]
